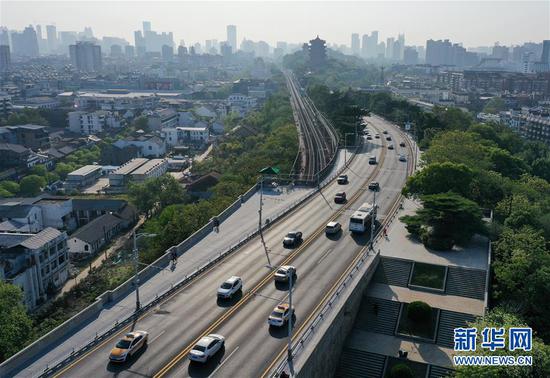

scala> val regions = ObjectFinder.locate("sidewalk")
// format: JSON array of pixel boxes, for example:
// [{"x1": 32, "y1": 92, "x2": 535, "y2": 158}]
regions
[{"x1": 55, "y1": 216, "x2": 145, "y2": 298}]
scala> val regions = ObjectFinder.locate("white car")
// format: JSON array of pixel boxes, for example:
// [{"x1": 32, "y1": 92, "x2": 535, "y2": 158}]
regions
[
  {"x1": 268, "y1": 303, "x2": 294, "y2": 327},
  {"x1": 109, "y1": 331, "x2": 148, "y2": 363},
  {"x1": 325, "y1": 221, "x2": 342, "y2": 235},
  {"x1": 274, "y1": 265, "x2": 297, "y2": 283},
  {"x1": 217, "y1": 276, "x2": 242, "y2": 299},
  {"x1": 188, "y1": 334, "x2": 225, "y2": 363}
]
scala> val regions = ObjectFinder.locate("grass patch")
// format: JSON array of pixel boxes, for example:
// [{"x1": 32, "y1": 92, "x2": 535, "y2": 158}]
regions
[
  {"x1": 397, "y1": 303, "x2": 438, "y2": 340},
  {"x1": 409, "y1": 262, "x2": 446, "y2": 290}
]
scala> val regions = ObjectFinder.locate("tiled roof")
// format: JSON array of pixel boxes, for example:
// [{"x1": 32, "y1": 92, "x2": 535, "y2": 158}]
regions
[
  {"x1": 70, "y1": 214, "x2": 122, "y2": 244},
  {"x1": 20, "y1": 227, "x2": 63, "y2": 250}
]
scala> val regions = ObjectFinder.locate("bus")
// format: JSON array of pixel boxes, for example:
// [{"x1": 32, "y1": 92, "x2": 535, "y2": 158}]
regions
[{"x1": 349, "y1": 202, "x2": 376, "y2": 233}]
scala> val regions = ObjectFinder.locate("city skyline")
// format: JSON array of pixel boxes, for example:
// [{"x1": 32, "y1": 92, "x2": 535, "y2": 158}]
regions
[{"x1": 1, "y1": 1, "x2": 549, "y2": 48}]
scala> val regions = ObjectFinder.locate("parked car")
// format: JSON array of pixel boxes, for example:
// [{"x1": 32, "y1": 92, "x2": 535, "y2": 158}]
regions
[
  {"x1": 334, "y1": 191, "x2": 347, "y2": 203},
  {"x1": 368, "y1": 182, "x2": 380, "y2": 191},
  {"x1": 188, "y1": 334, "x2": 225, "y2": 363},
  {"x1": 325, "y1": 221, "x2": 342, "y2": 235},
  {"x1": 268, "y1": 303, "x2": 294, "y2": 327},
  {"x1": 109, "y1": 331, "x2": 148, "y2": 363},
  {"x1": 283, "y1": 231, "x2": 303, "y2": 247},
  {"x1": 217, "y1": 276, "x2": 242, "y2": 299},
  {"x1": 337, "y1": 174, "x2": 348, "y2": 184},
  {"x1": 274, "y1": 265, "x2": 297, "y2": 283}
]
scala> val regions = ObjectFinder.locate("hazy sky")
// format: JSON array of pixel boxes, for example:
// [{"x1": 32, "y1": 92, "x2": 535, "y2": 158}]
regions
[{"x1": 1, "y1": 1, "x2": 549, "y2": 48}]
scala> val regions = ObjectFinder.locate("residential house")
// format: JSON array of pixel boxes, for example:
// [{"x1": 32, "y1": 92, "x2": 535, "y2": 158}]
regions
[
  {"x1": 108, "y1": 158, "x2": 148, "y2": 188},
  {"x1": 0, "y1": 203, "x2": 43, "y2": 233},
  {"x1": 147, "y1": 108, "x2": 178, "y2": 130},
  {"x1": 185, "y1": 172, "x2": 221, "y2": 198},
  {"x1": 0, "y1": 124, "x2": 50, "y2": 150},
  {"x1": 0, "y1": 227, "x2": 69, "y2": 309},
  {"x1": 65, "y1": 165, "x2": 102, "y2": 191},
  {"x1": 67, "y1": 213, "x2": 122, "y2": 258},
  {"x1": 0, "y1": 143, "x2": 30, "y2": 169},
  {"x1": 113, "y1": 135, "x2": 166, "y2": 157},
  {"x1": 129, "y1": 158, "x2": 169, "y2": 183},
  {"x1": 194, "y1": 105, "x2": 217, "y2": 119},
  {"x1": 178, "y1": 111, "x2": 196, "y2": 126},
  {"x1": 72, "y1": 198, "x2": 137, "y2": 228},
  {"x1": 68, "y1": 110, "x2": 125, "y2": 135},
  {"x1": 227, "y1": 94, "x2": 257, "y2": 116},
  {"x1": 162, "y1": 127, "x2": 209, "y2": 147},
  {"x1": 33, "y1": 197, "x2": 77, "y2": 232}
]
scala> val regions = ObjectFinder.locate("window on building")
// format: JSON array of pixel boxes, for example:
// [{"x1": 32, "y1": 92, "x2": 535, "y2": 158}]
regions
[
  {"x1": 51, "y1": 261, "x2": 57, "y2": 270},
  {"x1": 57, "y1": 242, "x2": 64, "y2": 251},
  {"x1": 84, "y1": 244, "x2": 89, "y2": 251},
  {"x1": 58, "y1": 254, "x2": 65, "y2": 264}
]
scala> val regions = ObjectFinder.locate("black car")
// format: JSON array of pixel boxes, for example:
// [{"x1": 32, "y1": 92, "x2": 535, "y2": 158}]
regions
[
  {"x1": 366, "y1": 136, "x2": 373, "y2": 140},
  {"x1": 337, "y1": 175, "x2": 348, "y2": 184},
  {"x1": 368, "y1": 182, "x2": 380, "y2": 191},
  {"x1": 386, "y1": 136, "x2": 392, "y2": 141},
  {"x1": 400, "y1": 141, "x2": 406, "y2": 147},
  {"x1": 383, "y1": 130, "x2": 388, "y2": 134},
  {"x1": 283, "y1": 231, "x2": 303, "y2": 247},
  {"x1": 334, "y1": 191, "x2": 347, "y2": 203}
]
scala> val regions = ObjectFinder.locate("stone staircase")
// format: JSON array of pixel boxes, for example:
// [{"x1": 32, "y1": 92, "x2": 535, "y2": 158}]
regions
[
  {"x1": 436, "y1": 309, "x2": 477, "y2": 348},
  {"x1": 445, "y1": 266, "x2": 487, "y2": 300},
  {"x1": 373, "y1": 257, "x2": 413, "y2": 287},
  {"x1": 335, "y1": 349, "x2": 386, "y2": 378},
  {"x1": 355, "y1": 297, "x2": 401, "y2": 336}
]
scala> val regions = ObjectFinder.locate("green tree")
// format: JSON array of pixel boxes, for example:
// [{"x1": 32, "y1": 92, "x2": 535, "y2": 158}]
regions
[
  {"x1": 0, "y1": 180, "x2": 20, "y2": 195},
  {"x1": 469, "y1": 170, "x2": 511, "y2": 209},
  {"x1": 531, "y1": 158, "x2": 550, "y2": 182},
  {"x1": 407, "y1": 301, "x2": 432, "y2": 324},
  {"x1": 400, "y1": 192, "x2": 485, "y2": 250},
  {"x1": 454, "y1": 309, "x2": 550, "y2": 378},
  {"x1": 0, "y1": 282, "x2": 33, "y2": 361},
  {"x1": 19, "y1": 175, "x2": 46, "y2": 196},
  {"x1": 403, "y1": 162, "x2": 473, "y2": 198},
  {"x1": 423, "y1": 131, "x2": 490, "y2": 170},
  {"x1": 54, "y1": 162, "x2": 76, "y2": 180},
  {"x1": 482, "y1": 97, "x2": 506, "y2": 114},
  {"x1": 30, "y1": 164, "x2": 47, "y2": 177},
  {"x1": 389, "y1": 364, "x2": 414, "y2": 378},
  {"x1": 487, "y1": 147, "x2": 527, "y2": 179}
]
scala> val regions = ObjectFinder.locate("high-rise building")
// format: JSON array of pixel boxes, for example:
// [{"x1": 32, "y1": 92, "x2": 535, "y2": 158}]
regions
[
  {"x1": 162, "y1": 44, "x2": 174, "y2": 61},
  {"x1": 542, "y1": 40, "x2": 550, "y2": 64},
  {"x1": 492, "y1": 44, "x2": 509, "y2": 61},
  {"x1": 110, "y1": 44, "x2": 123, "y2": 58},
  {"x1": 124, "y1": 45, "x2": 135, "y2": 58},
  {"x1": 403, "y1": 47, "x2": 418, "y2": 65},
  {"x1": 69, "y1": 41, "x2": 102, "y2": 72},
  {"x1": 46, "y1": 25, "x2": 57, "y2": 53},
  {"x1": 351, "y1": 33, "x2": 360, "y2": 55},
  {"x1": 309, "y1": 36, "x2": 327, "y2": 68},
  {"x1": 425, "y1": 39, "x2": 478, "y2": 67},
  {"x1": 361, "y1": 34, "x2": 369, "y2": 57},
  {"x1": 398, "y1": 33, "x2": 405, "y2": 60},
  {"x1": 0, "y1": 27, "x2": 9, "y2": 46},
  {"x1": 221, "y1": 42, "x2": 232, "y2": 58},
  {"x1": 367, "y1": 31, "x2": 379, "y2": 58},
  {"x1": 227, "y1": 25, "x2": 237, "y2": 52},
  {"x1": 392, "y1": 40, "x2": 401, "y2": 60},
  {"x1": 0, "y1": 45, "x2": 11, "y2": 71},
  {"x1": 11, "y1": 26, "x2": 39, "y2": 57},
  {"x1": 59, "y1": 31, "x2": 77, "y2": 54},
  {"x1": 386, "y1": 37, "x2": 394, "y2": 59},
  {"x1": 143, "y1": 21, "x2": 151, "y2": 33}
]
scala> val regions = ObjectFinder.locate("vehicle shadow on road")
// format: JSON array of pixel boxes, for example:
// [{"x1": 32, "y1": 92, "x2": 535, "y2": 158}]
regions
[
  {"x1": 325, "y1": 231, "x2": 343, "y2": 241},
  {"x1": 106, "y1": 344, "x2": 149, "y2": 373},
  {"x1": 188, "y1": 346, "x2": 226, "y2": 377},
  {"x1": 216, "y1": 291, "x2": 243, "y2": 307},
  {"x1": 274, "y1": 277, "x2": 297, "y2": 291},
  {"x1": 268, "y1": 315, "x2": 297, "y2": 339}
]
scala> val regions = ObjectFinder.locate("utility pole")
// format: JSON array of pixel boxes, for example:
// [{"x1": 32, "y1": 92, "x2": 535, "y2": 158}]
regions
[
  {"x1": 369, "y1": 189, "x2": 377, "y2": 251},
  {"x1": 287, "y1": 270, "x2": 294, "y2": 375},
  {"x1": 258, "y1": 175, "x2": 272, "y2": 267},
  {"x1": 133, "y1": 229, "x2": 140, "y2": 312}
]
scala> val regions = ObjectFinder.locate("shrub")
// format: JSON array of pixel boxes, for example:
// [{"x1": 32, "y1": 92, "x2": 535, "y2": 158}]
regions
[
  {"x1": 389, "y1": 363, "x2": 414, "y2": 378},
  {"x1": 407, "y1": 301, "x2": 432, "y2": 324}
]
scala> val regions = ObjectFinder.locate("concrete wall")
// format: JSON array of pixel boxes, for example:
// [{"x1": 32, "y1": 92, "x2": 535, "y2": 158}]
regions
[{"x1": 296, "y1": 254, "x2": 381, "y2": 378}]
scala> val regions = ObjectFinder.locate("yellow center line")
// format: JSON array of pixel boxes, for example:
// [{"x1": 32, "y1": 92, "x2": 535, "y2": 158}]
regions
[{"x1": 153, "y1": 126, "x2": 388, "y2": 378}]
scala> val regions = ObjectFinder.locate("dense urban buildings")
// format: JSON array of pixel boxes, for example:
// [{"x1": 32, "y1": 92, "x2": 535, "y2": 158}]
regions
[{"x1": 69, "y1": 41, "x2": 102, "y2": 72}]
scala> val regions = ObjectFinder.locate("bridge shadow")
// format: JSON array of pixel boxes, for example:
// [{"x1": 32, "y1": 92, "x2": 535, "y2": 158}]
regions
[
  {"x1": 274, "y1": 276, "x2": 297, "y2": 291},
  {"x1": 187, "y1": 346, "x2": 226, "y2": 377}
]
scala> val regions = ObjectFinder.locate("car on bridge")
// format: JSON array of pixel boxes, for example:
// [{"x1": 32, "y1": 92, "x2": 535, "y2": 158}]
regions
[
  {"x1": 383, "y1": 130, "x2": 388, "y2": 134},
  {"x1": 274, "y1": 265, "x2": 297, "y2": 282},
  {"x1": 400, "y1": 141, "x2": 406, "y2": 147},
  {"x1": 366, "y1": 135, "x2": 373, "y2": 140},
  {"x1": 334, "y1": 191, "x2": 347, "y2": 203},
  {"x1": 217, "y1": 276, "x2": 242, "y2": 299},
  {"x1": 337, "y1": 174, "x2": 348, "y2": 184},
  {"x1": 386, "y1": 136, "x2": 392, "y2": 141},
  {"x1": 283, "y1": 231, "x2": 303, "y2": 247},
  {"x1": 399, "y1": 155, "x2": 407, "y2": 162},
  {"x1": 375, "y1": 134, "x2": 380, "y2": 139},
  {"x1": 369, "y1": 156, "x2": 377, "y2": 165},
  {"x1": 188, "y1": 334, "x2": 225, "y2": 363},
  {"x1": 268, "y1": 303, "x2": 294, "y2": 327},
  {"x1": 325, "y1": 221, "x2": 342, "y2": 235},
  {"x1": 388, "y1": 144, "x2": 394, "y2": 150},
  {"x1": 109, "y1": 331, "x2": 148, "y2": 363}
]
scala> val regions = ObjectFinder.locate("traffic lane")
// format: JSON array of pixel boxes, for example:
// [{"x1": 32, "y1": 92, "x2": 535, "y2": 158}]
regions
[
  {"x1": 167, "y1": 144, "x2": 408, "y2": 377},
  {"x1": 57, "y1": 136, "x2": 384, "y2": 377}
]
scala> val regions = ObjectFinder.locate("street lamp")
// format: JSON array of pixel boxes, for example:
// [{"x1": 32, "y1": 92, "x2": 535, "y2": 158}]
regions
[
  {"x1": 369, "y1": 188, "x2": 378, "y2": 251},
  {"x1": 133, "y1": 230, "x2": 157, "y2": 312},
  {"x1": 344, "y1": 132, "x2": 355, "y2": 166},
  {"x1": 258, "y1": 166, "x2": 280, "y2": 267}
]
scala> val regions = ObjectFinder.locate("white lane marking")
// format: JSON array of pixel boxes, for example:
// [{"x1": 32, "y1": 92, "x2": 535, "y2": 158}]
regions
[
  {"x1": 149, "y1": 330, "x2": 166, "y2": 344},
  {"x1": 209, "y1": 346, "x2": 240, "y2": 378}
]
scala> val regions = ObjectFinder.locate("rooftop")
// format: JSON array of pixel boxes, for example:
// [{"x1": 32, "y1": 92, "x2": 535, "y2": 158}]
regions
[
  {"x1": 21, "y1": 227, "x2": 63, "y2": 250},
  {"x1": 67, "y1": 165, "x2": 102, "y2": 177},
  {"x1": 110, "y1": 158, "x2": 149, "y2": 176},
  {"x1": 70, "y1": 214, "x2": 122, "y2": 244},
  {"x1": 130, "y1": 158, "x2": 167, "y2": 175}
]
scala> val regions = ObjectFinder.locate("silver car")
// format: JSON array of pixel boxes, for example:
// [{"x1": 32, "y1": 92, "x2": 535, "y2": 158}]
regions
[
  {"x1": 188, "y1": 334, "x2": 225, "y2": 363},
  {"x1": 325, "y1": 221, "x2": 342, "y2": 235}
]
